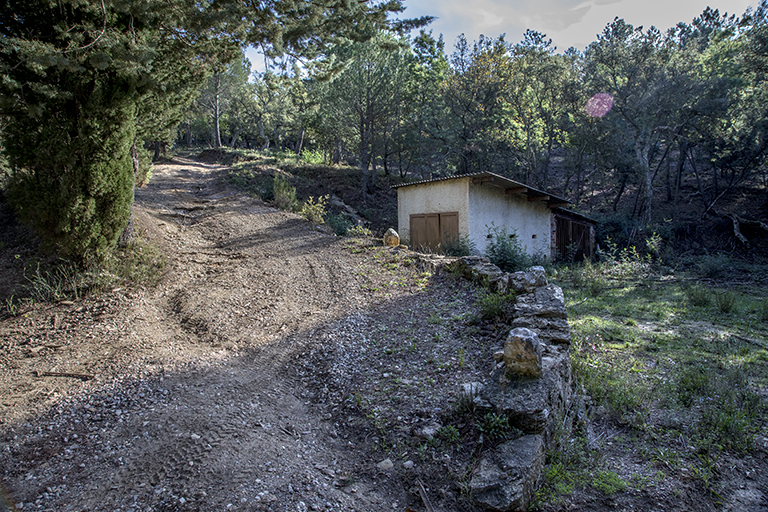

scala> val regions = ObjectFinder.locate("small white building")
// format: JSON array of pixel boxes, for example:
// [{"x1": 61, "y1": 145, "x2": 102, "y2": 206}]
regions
[{"x1": 393, "y1": 172, "x2": 594, "y2": 260}]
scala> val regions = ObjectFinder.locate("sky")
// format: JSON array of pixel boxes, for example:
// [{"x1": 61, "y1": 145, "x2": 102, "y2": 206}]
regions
[
  {"x1": 401, "y1": 0, "x2": 757, "y2": 52},
  {"x1": 245, "y1": 0, "x2": 756, "y2": 71}
]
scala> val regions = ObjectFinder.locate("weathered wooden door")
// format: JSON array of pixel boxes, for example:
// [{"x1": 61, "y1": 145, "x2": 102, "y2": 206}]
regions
[
  {"x1": 410, "y1": 212, "x2": 459, "y2": 252},
  {"x1": 555, "y1": 215, "x2": 592, "y2": 261}
]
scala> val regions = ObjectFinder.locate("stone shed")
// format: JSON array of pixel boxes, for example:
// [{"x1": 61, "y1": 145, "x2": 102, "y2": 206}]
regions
[{"x1": 393, "y1": 172, "x2": 595, "y2": 260}]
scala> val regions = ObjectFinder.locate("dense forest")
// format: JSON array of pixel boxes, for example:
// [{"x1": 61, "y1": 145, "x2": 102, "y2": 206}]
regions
[{"x1": 1, "y1": 0, "x2": 768, "y2": 262}]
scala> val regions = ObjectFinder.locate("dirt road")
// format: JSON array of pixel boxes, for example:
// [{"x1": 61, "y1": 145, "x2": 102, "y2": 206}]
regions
[{"x1": 0, "y1": 157, "x2": 451, "y2": 511}]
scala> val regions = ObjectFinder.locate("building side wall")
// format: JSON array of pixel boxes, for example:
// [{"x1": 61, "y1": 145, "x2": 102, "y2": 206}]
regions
[
  {"x1": 397, "y1": 179, "x2": 470, "y2": 244},
  {"x1": 467, "y1": 184, "x2": 553, "y2": 258}
]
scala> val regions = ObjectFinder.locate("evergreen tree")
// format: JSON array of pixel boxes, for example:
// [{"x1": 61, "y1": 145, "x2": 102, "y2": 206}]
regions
[{"x1": 0, "y1": 0, "x2": 424, "y2": 262}]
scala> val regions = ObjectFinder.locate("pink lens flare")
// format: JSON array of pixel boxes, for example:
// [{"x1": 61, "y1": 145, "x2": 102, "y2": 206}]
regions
[{"x1": 585, "y1": 93, "x2": 613, "y2": 118}]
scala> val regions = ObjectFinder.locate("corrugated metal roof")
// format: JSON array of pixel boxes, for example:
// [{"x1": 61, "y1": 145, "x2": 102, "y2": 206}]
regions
[
  {"x1": 391, "y1": 171, "x2": 570, "y2": 207},
  {"x1": 552, "y1": 207, "x2": 598, "y2": 224}
]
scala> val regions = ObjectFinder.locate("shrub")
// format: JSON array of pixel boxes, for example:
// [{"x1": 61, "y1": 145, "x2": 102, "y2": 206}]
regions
[
  {"x1": 299, "y1": 195, "x2": 328, "y2": 225},
  {"x1": 684, "y1": 283, "x2": 710, "y2": 307},
  {"x1": 484, "y1": 223, "x2": 530, "y2": 273},
  {"x1": 715, "y1": 290, "x2": 738, "y2": 314},
  {"x1": 477, "y1": 412, "x2": 511, "y2": 441},
  {"x1": 592, "y1": 471, "x2": 628, "y2": 495},
  {"x1": 478, "y1": 291, "x2": 514, "y2": 320},
  {"x1": 226, "y1": 168, "x2": 274, "y2": 201},
  {"x1": 272, "y1": 175, "x2": 297, "y2": 211},
  {"x1": 300, "y1": 148, "x2": 324, "y2": 165},
  {"x1": 325, "y1": 213, "x2": 353, "y2": 236},
  {"x1": 442, "y1": 234, "x2": 476, "y2": 257},
  {"x1": 347, "y1": 223, "x2": 373, "y2": 238},
  {"x1": 696, "y1": 253, "x2": 733, "y2": 279},
  {"x1": 135, "y1": 145, "x2": 153, "y2": 187},
  {"x1": 6, "y1": 102, "x2": 136, "y2": 263}
]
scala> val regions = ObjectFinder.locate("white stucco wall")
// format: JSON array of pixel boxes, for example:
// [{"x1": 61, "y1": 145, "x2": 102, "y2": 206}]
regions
[
  {"x1": 467, "y1": 184, "x2": 552, "y2": 258},
  {"x1": 397, "y1": 178, "x2": 470, "y2": 243}
]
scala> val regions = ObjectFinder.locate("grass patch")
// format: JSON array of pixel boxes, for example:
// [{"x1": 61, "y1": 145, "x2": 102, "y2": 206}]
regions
[
  {"x1": 541, "y1": 256, "x2": 768, "y2": 508},
  {"x1": 8, "y1": 237, "x2": 166, "y2": 310}
]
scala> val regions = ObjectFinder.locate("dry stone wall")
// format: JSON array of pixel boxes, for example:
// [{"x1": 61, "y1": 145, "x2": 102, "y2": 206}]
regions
[{"x1": 445, "y1": 256, "x2": 580, "y2": 512}]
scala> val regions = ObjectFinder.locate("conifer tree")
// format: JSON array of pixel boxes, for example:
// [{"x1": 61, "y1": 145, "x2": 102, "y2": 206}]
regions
[{"x1": 0, "y1": 0, "x2": 425, "y2": 262}]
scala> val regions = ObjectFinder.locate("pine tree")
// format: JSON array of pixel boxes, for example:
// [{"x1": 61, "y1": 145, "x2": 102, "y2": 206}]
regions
[{"x1": 0, "y1": 0, "x2": 425, "y2": 262}]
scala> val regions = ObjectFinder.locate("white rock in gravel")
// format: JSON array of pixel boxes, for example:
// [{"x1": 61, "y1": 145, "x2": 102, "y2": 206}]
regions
[
  {"x1": 415, "y1": 422, "x2": 442, "y2": 440},
  {"x1": 377, "y1": 458, "x2": 394, "y2": 470},
  {"x1": 403, "y1": 460, "x2": 414, "y2": 469}
]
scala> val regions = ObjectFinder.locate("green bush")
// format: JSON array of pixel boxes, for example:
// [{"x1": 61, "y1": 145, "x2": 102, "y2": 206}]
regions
[
  {"x1": 348, "y1": 224, "x2": 373, "y2": 238},
  {"x1": 5, "y1": 101, "x2": 136, "y2": 263},
  {"x1": 442, "y1": 234, "x2": 475, "y2": 257},
  {"x1": 484, "y1": 223, "x2": 530, "y2": 273},
  {"x1": 696, "y1": 254, "x2": 733, "y2": 279},
  {"x1": 478, "y1": 291, "x2": 514, "y2": 320},
  {"x1": 325, "y1": 213, "x2": 353, "y2": 235},
  {"x1": 300, "y1": 148, "x2": 324, "y2": 165},
  {"x1": 299, "y1": 195, "x2": 328, "y2": 225},
  {"x1": 685, "y1": 283, "x2": 710, "y2": 307},
  {"x1": 477, "y1": 412, "x2": 511, "y2": 441},
  {"x1": 272, "y1": 175, "x2": 297, "y2": 211},
  {"x1": 135, "y1": 145, "x2": 154, "y2": 187},
  {"x1": 715, "y1": 290, "x2": 738, "y2": 314}
]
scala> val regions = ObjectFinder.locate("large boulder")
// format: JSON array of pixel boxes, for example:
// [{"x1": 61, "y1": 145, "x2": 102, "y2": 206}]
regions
[
  {"x1": 383, "y1": 228, "x2": 400, "y2": 247},
  {"x1": 470, "y1": 434, "x2": 545, "y2": 512}
]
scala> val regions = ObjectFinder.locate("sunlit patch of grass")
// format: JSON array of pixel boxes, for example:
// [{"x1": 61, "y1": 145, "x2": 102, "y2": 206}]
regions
[{"x1": 549, "y1": 258, "x2": 768, "y2": 507}]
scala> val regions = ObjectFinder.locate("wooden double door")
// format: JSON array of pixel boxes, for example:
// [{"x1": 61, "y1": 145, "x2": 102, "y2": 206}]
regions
[{"x1": 409, "y1": 212, "x2": 459, "y2": 252}]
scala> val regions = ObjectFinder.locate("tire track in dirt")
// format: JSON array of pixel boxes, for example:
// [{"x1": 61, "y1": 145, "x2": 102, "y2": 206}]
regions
[
  {"x1": 1, "y1": 157, "x2": 413, "y2": 511},
  {"x1": 69, "y1": 157, "x2": 400, "y2": 510}
]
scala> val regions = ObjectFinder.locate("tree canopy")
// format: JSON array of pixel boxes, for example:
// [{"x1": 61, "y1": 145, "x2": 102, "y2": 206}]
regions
[
  {"x1": 3, "y1": 0, "x2": 768, "y2": 260},
  {"x1": 0, "y1": 0, "x2": 425, "y2": 261}
]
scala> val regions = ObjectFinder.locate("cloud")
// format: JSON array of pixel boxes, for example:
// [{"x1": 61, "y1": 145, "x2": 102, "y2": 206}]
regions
[
  {"x1": 406, "y1": 0, "x2": 755, "y2": 52},
  {"x1": 428, "y1": 0, "x2": 604, "y2": 46}
]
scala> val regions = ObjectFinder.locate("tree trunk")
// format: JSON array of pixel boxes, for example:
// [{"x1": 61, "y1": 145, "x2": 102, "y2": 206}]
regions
[
  {"x1": 636, "y1": 138, "x2": 653, "y2": 225},
  {"x1": 228, "y1": 128, "x2": 242, "y2": 148},
  {"x1": 259, "y1": 118, "x2": 269, "y2": 150},
  {"x1": 360, "y1": 117, "x2": 372, "y2": 196},
  {"x1": 672, "y1": 142, "x2": 687, "y2": 221},
  {"x1": 213, "y1": 92, "x2": 222, "y2": 148},
  {"x1": 295, "y1": 125, "x2": 305, "y2": 156},
  {"x1": 613, "y1": 174, "x2": 628, "y2": 212}
]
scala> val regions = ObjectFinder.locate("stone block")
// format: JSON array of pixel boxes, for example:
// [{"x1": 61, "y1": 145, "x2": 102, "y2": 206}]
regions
[
  {"x1": 510, "y1": 316, "x2": 572, "y2": 346},
  {"x1": 482, "y1": 351, "x2": 573, "y2": 438},
  {"x1": 513, "y1": 284, "x2": 566, "y2": 319},
  {"x1": 470, "y1": 434, "x2": 545, "y2": 512},
  {"x1": 503, "y1": 327, "x2": 542, "y2": 379},
  {"x1": 508, "y1": 266, "x2": 548, "y2": 294}
]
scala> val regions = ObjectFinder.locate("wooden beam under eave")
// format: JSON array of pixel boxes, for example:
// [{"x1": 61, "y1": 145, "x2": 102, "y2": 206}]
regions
[
  {"x1": 528, "y1": 195, "x2": 549, "y2": 202},
  {"x1": 472, "y1": 177, "x2": 493, "y2": 184},
  {"x1": 505, "y1": 186, "x2": 527, "y2": 195},
  {"x1": 548, "y1": 201, "x2": 570, "y2": 208}
]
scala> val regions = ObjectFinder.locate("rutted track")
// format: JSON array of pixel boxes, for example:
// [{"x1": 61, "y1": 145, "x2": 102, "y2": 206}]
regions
[{"x1": 0, "y1": 157, "x2": 415, "y2": 511}]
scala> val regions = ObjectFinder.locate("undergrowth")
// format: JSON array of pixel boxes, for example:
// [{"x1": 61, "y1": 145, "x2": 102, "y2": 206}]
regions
[
  {"x1": 3, "y1": 238, "x2": 166, "y2": 317},
  {"x1": 540, "y1": 246, "x2": 768, "y2": 507}
]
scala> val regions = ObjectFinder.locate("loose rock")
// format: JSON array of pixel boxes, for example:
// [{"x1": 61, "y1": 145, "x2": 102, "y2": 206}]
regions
[
  {"x1": 383, "y1": 228, "x2": 400, "y2": 247},
  {"x1": 503, "y1": 328, "x2": 542, "y2": 379}
]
